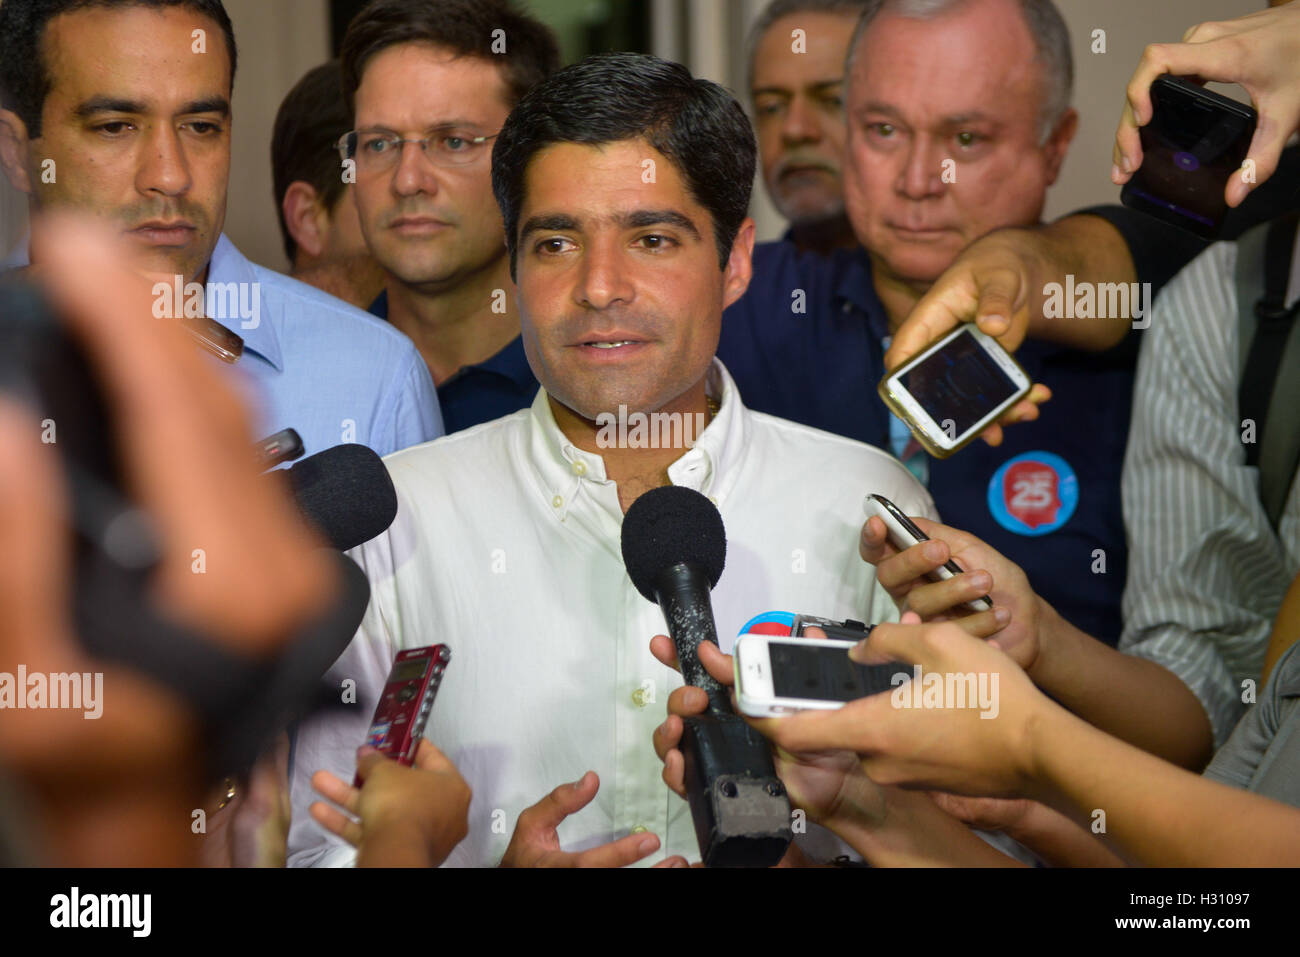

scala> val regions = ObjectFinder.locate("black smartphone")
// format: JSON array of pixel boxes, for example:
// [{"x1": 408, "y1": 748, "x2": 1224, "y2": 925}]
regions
[{"x1": 1120, "y1": 75, "x2": 1256, "y2": 239}]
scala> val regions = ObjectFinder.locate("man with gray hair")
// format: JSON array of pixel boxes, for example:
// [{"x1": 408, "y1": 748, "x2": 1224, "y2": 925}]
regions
[
  {"x1": 719, "y1": 0, "x2": 1142, "y2": 653},
  {"x1": 747, "y1": 0, "x2": 868, "y2": 254}
]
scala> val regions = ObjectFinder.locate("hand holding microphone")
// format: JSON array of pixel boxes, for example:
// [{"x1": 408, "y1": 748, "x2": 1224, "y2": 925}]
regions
[{"x1": 622, "y1": 486, "x2": 792, "y2": 867}]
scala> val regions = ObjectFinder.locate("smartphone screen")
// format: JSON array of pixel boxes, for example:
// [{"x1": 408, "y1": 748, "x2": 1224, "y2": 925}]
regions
[
  {"x1": 1121, "y1": 76, "x2": 1256, "y2": 238},
  {"x1": 769, "y1": 641, "x2": 903, "y2": 702},
  {"x1": 899, "y1": 329, "x2": 1021, "y2": 436}
]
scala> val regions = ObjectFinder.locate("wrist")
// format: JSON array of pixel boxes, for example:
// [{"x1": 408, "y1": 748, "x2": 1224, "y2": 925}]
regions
[
  {"x1": 1026, "y1": 596, "x2": 1070, "y2": 688},
  {"x1": 1017, "y1": 694, "x2": 1072, "y2": 804}
]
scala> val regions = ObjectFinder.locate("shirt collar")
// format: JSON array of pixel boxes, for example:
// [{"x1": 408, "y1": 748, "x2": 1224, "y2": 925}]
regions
[
  {"x1": 207, "y1": 234, "x2": 283, "y2": 372},
  {"x1": 526, "y1": 358, "x2": 751, "y2": 523},
  {"x1": 2, "y1": 232, "x2": 284, "y2": 371}
]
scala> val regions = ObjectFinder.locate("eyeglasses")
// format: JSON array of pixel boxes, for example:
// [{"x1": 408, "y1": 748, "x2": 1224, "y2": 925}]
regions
[{"x1": 336, "y1": 126, "x2": 499, "y2": 171}]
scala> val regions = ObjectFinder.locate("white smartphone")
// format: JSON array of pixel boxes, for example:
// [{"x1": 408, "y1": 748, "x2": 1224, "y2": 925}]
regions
[
  {"x1": 863, "y1": 493, "x2": 993, "y2": 614},
  {"x1": 733, "y1": 633, "x2": 906, "y2": 718},
  {"x1": 878, "y1": 323, "x2": 1030, "y2": 457}
]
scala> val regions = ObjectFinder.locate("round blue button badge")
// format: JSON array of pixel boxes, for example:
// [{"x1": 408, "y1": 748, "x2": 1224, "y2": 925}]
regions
[{"x1": 987, "y1": 451, "x2": 1078, "y2": 537}]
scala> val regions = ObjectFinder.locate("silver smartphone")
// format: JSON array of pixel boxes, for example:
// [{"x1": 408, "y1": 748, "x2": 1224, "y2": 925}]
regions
[
  {"x1": 863, "y1": 493, "x2": 993, "y2": 614},
  {"x1": 878, "y1": 323, "x2": 1030, "y2": 458}
]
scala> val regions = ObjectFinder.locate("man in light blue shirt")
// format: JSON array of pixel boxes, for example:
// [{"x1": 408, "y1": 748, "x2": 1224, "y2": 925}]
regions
[{"x1": 0, "y1": 0, "x2": 442, "y2": 459}]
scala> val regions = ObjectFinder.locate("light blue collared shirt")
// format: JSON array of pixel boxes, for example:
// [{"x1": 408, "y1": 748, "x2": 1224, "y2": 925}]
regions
[{"x1": 4, "y1": 233, "x2": 444, "y2": 458}]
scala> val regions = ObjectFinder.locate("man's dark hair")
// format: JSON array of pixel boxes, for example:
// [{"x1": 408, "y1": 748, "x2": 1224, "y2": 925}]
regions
[
  {"x1": 339, "y1": 0, "x2": 560, "y2": 114},
  {"x1": 272, "y1": 60, "x2": 353, "y2": 263},
  {"x1": 0, "y1": 0, "x2": 237, "y2": 139},
  {"x1": 491, "y1": 52, "x2": 757, "y2": 282}
]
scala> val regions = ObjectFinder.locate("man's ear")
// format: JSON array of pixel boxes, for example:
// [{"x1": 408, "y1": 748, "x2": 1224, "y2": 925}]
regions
[
  {"x1": 1041, "y1": 107, "x2": 1078, "y2": 187},
  {"x1": 281, "y1": 181, "x2": 328, "y2": 261},
  {"x1": 0, "y1": 109, "x2": 34, "y2": 194},
  {"x1": 721, "y1": 217, "x2": 756, "y2": 311}
]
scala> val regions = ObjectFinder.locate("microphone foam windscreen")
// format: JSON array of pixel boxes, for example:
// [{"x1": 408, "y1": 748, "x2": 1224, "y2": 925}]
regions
[
  {"x1": 621, "y1": 485, "x2": 726, "y2": 603},
  {"x1": 285, "y1": 443, "x2": 397, "y2": 551}
]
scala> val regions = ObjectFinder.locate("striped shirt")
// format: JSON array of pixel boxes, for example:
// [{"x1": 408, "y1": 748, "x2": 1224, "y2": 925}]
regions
[{"x1": 1120, "y1": 234, "x2": 1300, "y2": 747}]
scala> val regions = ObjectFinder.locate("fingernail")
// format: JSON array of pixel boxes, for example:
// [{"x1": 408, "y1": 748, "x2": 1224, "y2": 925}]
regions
[
  {"x1": 672, "y1": 859, "x2": 689, "y2": 868},
  {"x1": 849, "y1": 640, "x2": 868, "y2": 661},
  {"x1": 639, "y1": 836, "x2": 658, "y2": 854},
  {"x1": 924, "y1": 541, "x2": 945, "y2": 562},
  {"x1": 970, "y1": 571, "x2": 991, "y2": 591},
  {"x1": 994, "y1": 606, "x2": 1011, "y2": 626},
  {"x1": 1111, "y1": 164, "x2": 1122, "y2": 183},
  {"x1": 1120, "y1": 154, "x2": 1132, "y2": 173}
]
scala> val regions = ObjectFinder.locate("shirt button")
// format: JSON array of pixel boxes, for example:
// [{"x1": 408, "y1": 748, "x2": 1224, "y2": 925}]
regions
[
  {"x1": 630, "y1": 824, "x2": 649, "y2": 835},
  {"x1": 551, "y1": 494, "x2": 563, "y2": 509},
  {"x1": 631, "y1": 687, "x2": 649, "y2": 708},
  {"x1": 572, "y1": 460, "x2": 587, "y2": 476}
]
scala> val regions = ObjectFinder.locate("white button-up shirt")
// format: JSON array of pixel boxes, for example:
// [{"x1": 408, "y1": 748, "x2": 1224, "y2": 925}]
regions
[{"x1": 288, "y1": 360, "x2": 934, "y2": 867}]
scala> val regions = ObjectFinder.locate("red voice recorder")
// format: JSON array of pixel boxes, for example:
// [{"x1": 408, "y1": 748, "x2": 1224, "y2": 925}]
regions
[{"x1": 355, "y1": 644, "x2": 450, "y2": 787}]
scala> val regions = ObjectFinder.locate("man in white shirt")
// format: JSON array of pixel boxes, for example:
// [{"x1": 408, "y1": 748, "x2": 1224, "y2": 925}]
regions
[{"x1": 290, "y1": 52, "x2": 933, "y2": 867}]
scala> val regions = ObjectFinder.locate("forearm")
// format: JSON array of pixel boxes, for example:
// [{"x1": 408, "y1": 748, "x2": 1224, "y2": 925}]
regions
[
  {"x1": 1027, "y1": 703, "x2": 1300, "y2": 867},
  {"x1": 1015, "y1": 215, "x2": 1137, "y2": 350},
  {"x1": 1030, "y1": 604, "x2": 1214, "y2": 770},
  {"x1": 1002, "y1": 799, "x2": 1125, "y2": 868},
  {"x1": 823, "y1": 779, "x2": 1025, "y2": 868}
]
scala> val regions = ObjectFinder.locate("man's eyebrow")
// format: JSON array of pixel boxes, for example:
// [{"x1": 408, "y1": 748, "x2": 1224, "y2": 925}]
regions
[
  {"x1": 856, "y1": 101, "x2": 903, "y2": 120},
  {"x1": 74, "y1": 96, "x2": 147, "y2": 118},
  {"x1": 73, "y1": 95, "x2": 230, "y2": 118},
  {"x1": 519, "y1": 209, "x2": 702, "y2": 242},
  {"x1": 619, "y1": 208, "x2": 701, "y2": 240},
  {"x1": 519, "y1": 213, "x2": 580, "y2": 239},
  {"x1": 752, "y1": 86, "x2": 792, "y2": 99},
  {"x1": 938, "y1": 112, "x2": 996, "y2": 128},
  {"x1": 179, "y1": 97, "x2": 230, "y2": 117}
]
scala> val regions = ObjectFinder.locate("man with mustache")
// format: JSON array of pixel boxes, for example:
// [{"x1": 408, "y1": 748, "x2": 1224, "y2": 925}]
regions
[
  {"x1": 291, "y1": 52, "x2": 936, "y2": 867},
  {"x1": 0, "y1": 0, "x2": 442, "y2": 460},
  {"x1": 748, "y1": 0, "x2": 866, "y2": 255},
  {"x1": 339, "y1": 0, "x2": 560, "y2": 434},
  {"x1": 719, "y1": 0, "x2": 1147, "y2": 652}
]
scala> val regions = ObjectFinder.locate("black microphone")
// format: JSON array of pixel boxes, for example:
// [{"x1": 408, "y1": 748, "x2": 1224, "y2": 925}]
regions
[
  {"x1": 622, "y1": 486, "x2": 792, "y2": 867},
  {"x1": 284, "y1": 443, "x2": 398, "y2": 551}
]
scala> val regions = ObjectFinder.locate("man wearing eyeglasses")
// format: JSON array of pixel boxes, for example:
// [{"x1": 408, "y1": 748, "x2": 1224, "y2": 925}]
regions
[
  {"x1": 0, "y1": 0, "x2": 444, "y2": 463},
  {"x1": 338, "y1": 0, "x2": 561, "y2": 434}
]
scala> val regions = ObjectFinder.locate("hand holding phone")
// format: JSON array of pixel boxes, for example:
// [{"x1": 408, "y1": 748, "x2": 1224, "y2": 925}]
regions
[
  {"x1": 1112, "y1": 3, "x2": 1300, "y2": 208},
  {"x1": 878, "y1": 323, "x2": 1031, "y2": 458},
  {"x1": 863, "y1": 494, "x2": 993, "y2": 614},
  {"x1": 1119, "y1": 75, "x2": 1256, "y2": 237}
]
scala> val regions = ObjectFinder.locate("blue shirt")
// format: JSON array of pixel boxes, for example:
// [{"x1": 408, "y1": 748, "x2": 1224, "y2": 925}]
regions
[
  {"x1": 368, "y1": 290, "x2": 538, "y2": 433},
  {"x1": 720, "y1": 240, "x2": 1134, "y2": 645},
  {"x1": 4, "y1": 234, "x2": 444, "y2": 459}
]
